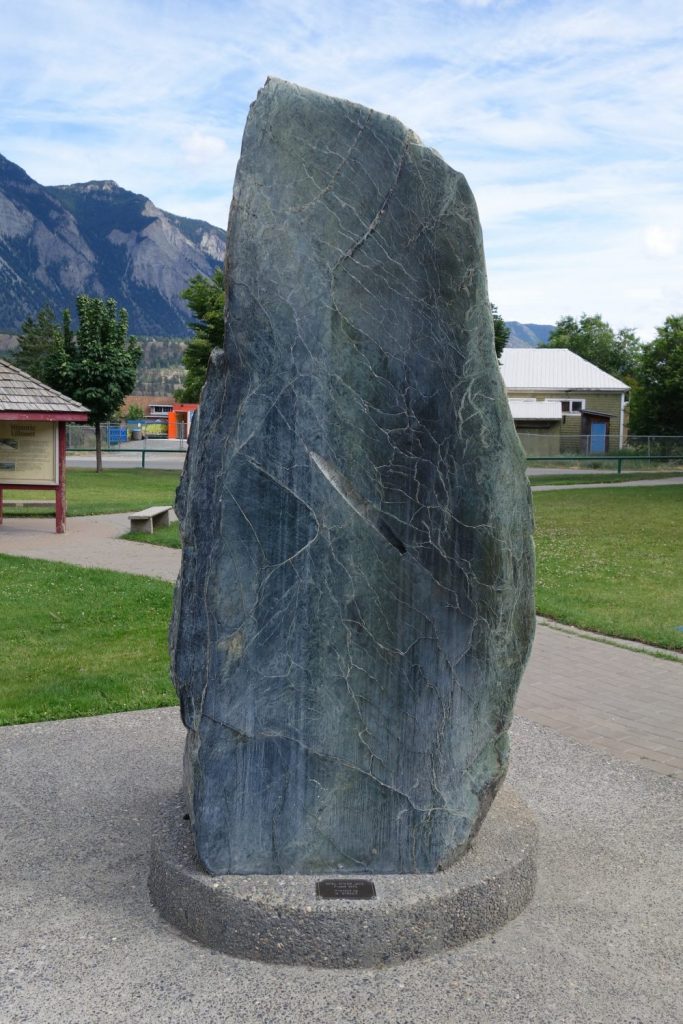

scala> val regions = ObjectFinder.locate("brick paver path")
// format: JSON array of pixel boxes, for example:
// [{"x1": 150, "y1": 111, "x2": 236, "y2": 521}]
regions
[{"x1": 518, "y1": 624, "x2": 683, "y2": 779}]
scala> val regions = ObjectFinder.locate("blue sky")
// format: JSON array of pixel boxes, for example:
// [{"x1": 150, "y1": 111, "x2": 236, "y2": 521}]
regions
[{"x1": 2, "y1": 0, "x2": 681, "y2": 339}]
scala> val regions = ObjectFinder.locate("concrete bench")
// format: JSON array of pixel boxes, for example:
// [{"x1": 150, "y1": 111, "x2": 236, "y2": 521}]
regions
[{"x1": 128, "y1": 505, "x2": 173, "y2": 534}]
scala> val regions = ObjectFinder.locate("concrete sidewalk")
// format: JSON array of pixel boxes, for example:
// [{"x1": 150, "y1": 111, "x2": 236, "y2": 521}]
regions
[{"x1": 0, "y1": 511, "x2": 180, "y2": 581}]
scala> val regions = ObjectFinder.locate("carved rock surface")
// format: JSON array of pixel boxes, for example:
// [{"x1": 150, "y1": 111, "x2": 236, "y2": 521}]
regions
[{"x1": 170, "y1": 79, "x2": 535, "y2": 875}]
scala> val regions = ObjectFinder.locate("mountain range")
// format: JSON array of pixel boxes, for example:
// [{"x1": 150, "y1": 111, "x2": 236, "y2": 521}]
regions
[
  {"x1": 505, "y1": 321, "x2": 553, "y2": 347},
  {"x1": 0, "y1": 151, "x2": 552, "y2": 353},
  {"x1": 0, "y1": 153, "x2": 225, "y2": 335}
]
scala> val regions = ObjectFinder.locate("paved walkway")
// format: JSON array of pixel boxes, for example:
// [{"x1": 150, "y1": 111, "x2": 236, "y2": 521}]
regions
[
  {"x1": 518, "y1": 623, "x2": 682, "y2": 778},
  {"x1": 1, "y1": 511, "x2": 681, "y2": 779},
  {"x1": 533, "y1": 475, "x2": 683, "y2": 491},
  {"x1": 0, "y1": 511, "x2": 180, "y2": 580}
]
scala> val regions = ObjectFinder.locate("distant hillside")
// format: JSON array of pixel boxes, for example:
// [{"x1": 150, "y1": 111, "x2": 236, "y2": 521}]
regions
[
  {"x1": 505, "y1": 322, "x2": 553, "y2": 348},
  {"x1": 0, "y1": 332, "x2": 18, "y2": 354},
  {"x1": 2, "y1": 316, "x2": 555, "y2": 395},
  {"x1": 0, "y1": 153, "x2": 226, "y2": 336},
  {"x1": 0, "y1": 330, "x2": 188, "y2": 395},
  {"x1": 134, "y1": 336, "x2": 188, "y2": 395}
]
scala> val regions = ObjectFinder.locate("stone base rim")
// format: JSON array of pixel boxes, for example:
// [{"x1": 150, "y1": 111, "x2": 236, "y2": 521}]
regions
[{"x1": 148, "y1": 786, "x2": 537, "y2": 968}]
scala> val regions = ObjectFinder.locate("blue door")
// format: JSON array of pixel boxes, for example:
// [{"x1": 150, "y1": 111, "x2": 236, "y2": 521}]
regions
[{"x1": 589, "y1": 421, "x2": 607, "y2": 453}]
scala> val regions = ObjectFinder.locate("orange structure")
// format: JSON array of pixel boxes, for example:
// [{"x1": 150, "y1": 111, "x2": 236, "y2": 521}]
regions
[{"x1": 168, "y1": 403, "x2": 198, "y2": 440}]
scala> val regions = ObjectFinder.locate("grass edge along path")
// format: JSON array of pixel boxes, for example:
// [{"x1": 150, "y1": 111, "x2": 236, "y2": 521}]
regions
[
  {"x1": 127, "y1": 485, "x2": 683, "y2": 651},
  {"x1": 534, "y1": 485, "x2": 683, "y2": 651},
  {"x1": 122, "y1": 523, "x2": 181, "y2": 548},
  {"x1": 0, "y1": 554, "x2": 177, "y2": 726},
  {"x1": 529, "y1": 471, "x2": 683, "y2": 487},
  {"x1": 537, "y1": 618, "x2": 683, "y2": 664}
]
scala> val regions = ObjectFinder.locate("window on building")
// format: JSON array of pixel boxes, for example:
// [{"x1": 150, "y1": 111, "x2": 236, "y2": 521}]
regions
[{"x1": 561, "y1": 399, "x2": 585, "y2": 413}]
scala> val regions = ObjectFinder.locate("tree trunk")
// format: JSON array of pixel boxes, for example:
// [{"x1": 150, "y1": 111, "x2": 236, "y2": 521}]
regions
[{"x1": 95, "y1": 421, "x2": 103, "y2": 473}]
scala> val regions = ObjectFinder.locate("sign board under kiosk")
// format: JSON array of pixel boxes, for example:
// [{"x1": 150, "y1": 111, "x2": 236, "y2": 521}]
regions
[{"x1": 0, "y1": 422, "x2": 58, "y2": 486}]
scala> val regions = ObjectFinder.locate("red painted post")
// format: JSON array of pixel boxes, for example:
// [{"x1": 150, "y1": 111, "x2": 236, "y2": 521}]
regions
[{"x1": 55, "y1": 422, "x2": 66, "y2": 533}]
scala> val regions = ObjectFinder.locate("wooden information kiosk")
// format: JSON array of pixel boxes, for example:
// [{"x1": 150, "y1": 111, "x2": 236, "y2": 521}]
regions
[{"x1": 0, "y1": 360, "x2": 89, "y2": 533}]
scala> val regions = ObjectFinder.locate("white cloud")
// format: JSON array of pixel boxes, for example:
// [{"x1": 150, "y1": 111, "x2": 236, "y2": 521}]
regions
[
  {"x1": 1, "y1": 0, "x2": 682, "y2": 334},
  {"x1": 181, "y1": 131, "x2": 230, "y2": 167},
  {"x1": 644, "y1": 225, "x2": 681, "y2": 258}
]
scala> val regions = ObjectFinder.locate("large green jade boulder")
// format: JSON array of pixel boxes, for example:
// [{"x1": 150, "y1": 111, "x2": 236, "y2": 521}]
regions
[{"x1": 170, "y1": 79, "x2": 535, "y2": 875}]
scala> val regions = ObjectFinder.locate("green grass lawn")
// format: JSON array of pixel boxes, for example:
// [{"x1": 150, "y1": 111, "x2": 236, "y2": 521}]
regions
[
  {"x1": 128, "y1": 486, "x2": 683, "y2": 650},
  {"x1": 2, "y1": 467, "x2": 180, "y2": 517},
  {"x1": 122, "y1": 523, "x2": 182, "y2": 548},
  {"x1": 530, "y1": 471, "x2": 683, "y2": 486},
  {"x1": 0, "y1": 555, "x2": 178, "y2": 725},
  {"x1": 533, "y1": 485, "x2": 683, "y2": 650},
  {"x1": 3, "y1": 483, "x2": 680, "y2": 728}
]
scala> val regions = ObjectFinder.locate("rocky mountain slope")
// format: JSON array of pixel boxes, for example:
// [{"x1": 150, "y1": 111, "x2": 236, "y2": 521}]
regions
[
  {"x1": 0, "y1": 152, "x2": 552, "y2": 352},
  {"x1": 505, "y1": 321, "x2": 552, "y2": 347},
  {"x1": 0, "y1": 153, "x2": 226, "y2": 335}
]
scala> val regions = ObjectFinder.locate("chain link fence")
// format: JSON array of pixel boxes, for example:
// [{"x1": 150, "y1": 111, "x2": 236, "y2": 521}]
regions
[
  {"x1": 519, "y1": 433, "x2": 683, "y2": 467},
  {"x1": 66, "y1": 422, "x2": 186, "y2": 451},
  {"x1": 65, "y1": 423, "x2": 681, "y2": 470},
  {"x1": 622, "y1": 436, "x2": 683, "y2": 458}
]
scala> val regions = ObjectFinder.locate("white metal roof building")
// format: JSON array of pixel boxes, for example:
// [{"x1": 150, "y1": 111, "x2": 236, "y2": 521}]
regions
[
  {"x1": 499, "y1": 349, "x2": 628, "y2": 393},
  {"x1": 498, "y1": 349, "x2": 629, "y2": 454}
]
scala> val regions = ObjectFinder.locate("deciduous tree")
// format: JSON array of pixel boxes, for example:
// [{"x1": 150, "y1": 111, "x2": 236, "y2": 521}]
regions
[
  {"x1": 543, "y1": 313, "x2": 642, "y2": 381},
  {"x1": 50, "y1": 296, "x2": 141, "y2": 471},
  {"x1": 629, "y1": 315, "x2": 683, "y2": 436}
]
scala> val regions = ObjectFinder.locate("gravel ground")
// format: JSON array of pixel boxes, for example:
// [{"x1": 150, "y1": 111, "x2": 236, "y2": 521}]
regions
[{"x1": 1, "y1": 708, "x2": 680, "y2": 1024}]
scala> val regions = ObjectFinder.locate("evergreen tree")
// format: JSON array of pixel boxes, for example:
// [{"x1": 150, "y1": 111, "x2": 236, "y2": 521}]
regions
[
  {"x1": 50, "y1": 296, "x2": 141, "y2": 471},
  {"x1": 490, "y1": 304, "x2": 510, "y2": 358},
  {"x1": 15, "y1": 305, "x2": 61, "y2": 381},
  {"x1": 176, "y1": 267, "x2": 225, "y2": 402}
]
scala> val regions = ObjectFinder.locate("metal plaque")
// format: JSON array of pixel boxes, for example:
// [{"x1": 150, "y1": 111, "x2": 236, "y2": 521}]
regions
[{"x1": 315, "y1": 878, "x2": 376, "y2": 900}]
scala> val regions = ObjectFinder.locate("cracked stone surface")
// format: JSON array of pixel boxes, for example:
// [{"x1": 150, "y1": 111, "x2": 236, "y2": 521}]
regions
[{"x1": 170, "y1": 78, "x2": 535, "y2": 875}]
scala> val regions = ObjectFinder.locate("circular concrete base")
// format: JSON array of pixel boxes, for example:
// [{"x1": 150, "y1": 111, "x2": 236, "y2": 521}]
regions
[{"x1": 148, "y1": 787, "x2": 537, "y2": 968}]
